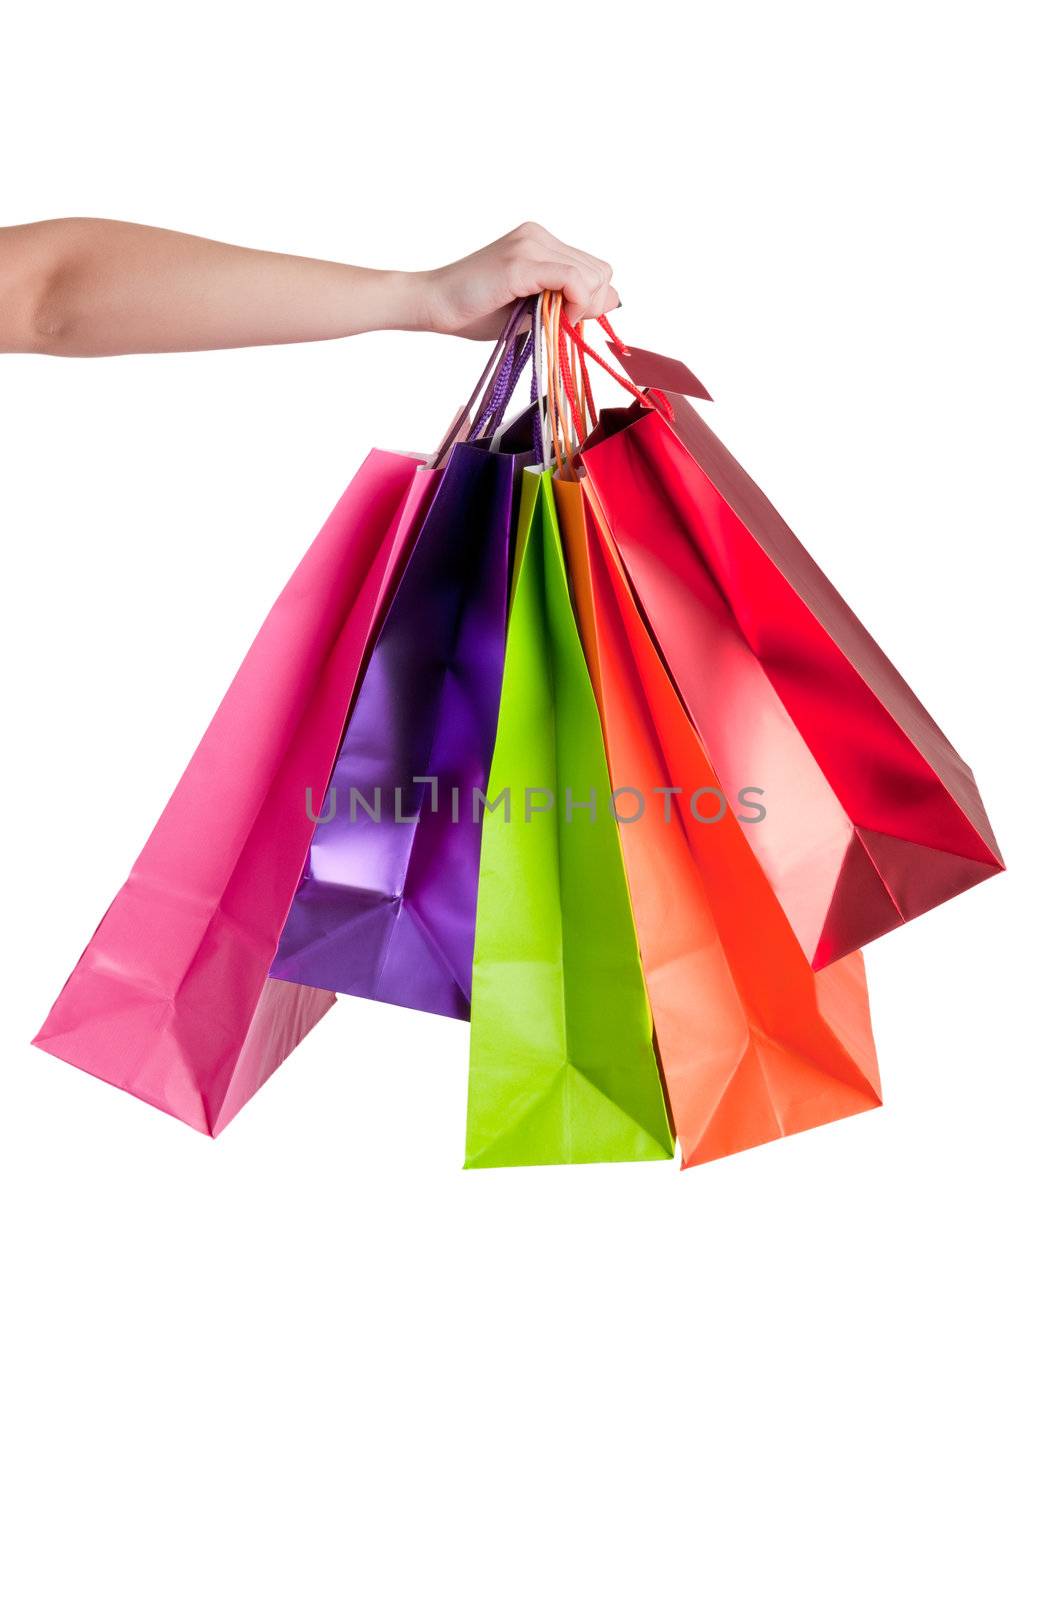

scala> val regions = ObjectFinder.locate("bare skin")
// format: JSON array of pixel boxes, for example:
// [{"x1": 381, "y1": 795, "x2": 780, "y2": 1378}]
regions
[{"x1": 0, "y1": 219, "x2": 619, "y2": 356}]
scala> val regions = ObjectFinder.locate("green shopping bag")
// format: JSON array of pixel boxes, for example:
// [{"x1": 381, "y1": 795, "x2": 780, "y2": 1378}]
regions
[{"x1": 465, "y1": 470, "x2": 675, "y2": 1168}]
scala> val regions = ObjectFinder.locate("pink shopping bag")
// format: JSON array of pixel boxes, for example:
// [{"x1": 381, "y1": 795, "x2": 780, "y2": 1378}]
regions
[{"x1": 35, "y1": 450, "x2": 437, "y2": 1133}]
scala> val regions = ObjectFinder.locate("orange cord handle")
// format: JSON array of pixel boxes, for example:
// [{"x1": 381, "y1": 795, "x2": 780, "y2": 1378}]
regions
[
  {"x1": 542, "y1": 292, "x2": 565, "y2": 470},
  {"x1": 542, "y1": 291, "x2": 589, "y2": 477},
  {"x1": 538, "y1": 292, "x2": 675, "y2": 478}
]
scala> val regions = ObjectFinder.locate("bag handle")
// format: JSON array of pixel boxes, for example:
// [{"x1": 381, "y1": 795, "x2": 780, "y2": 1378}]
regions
[
  {"x1": 481, "y1": 291, "x2": 547, "y2": 465},
  {"x1": 468, "y1": 325, "x2": 535, "y2": 444},
  {"x1": 541, "y1": 291, "x2": 675, "y2": 477},
  {"x1": 434, "y1": 290, "x2": 672, "y2": 475},
  {"x1": 429, "y1": 297, "x2": 532, "y2": 469}
]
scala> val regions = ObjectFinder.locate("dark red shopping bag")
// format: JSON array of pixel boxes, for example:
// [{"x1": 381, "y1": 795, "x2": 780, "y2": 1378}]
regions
[{"x1": 581, "y1": 380, "x2": 1003, "y2": 967}]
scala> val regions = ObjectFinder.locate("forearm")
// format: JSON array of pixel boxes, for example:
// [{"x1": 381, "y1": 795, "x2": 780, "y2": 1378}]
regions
[
  {"x1": 1, "y1": 219, "x2": 430, "y2": 356},
  {"x1": 0, "y1": 218, "x2": 618, "y2": 355}
]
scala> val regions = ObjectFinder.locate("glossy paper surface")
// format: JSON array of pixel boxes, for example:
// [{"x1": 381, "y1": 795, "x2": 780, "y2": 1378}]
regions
[
  {"x1": 582, "y1": 398, "x2": 1003, "y2": 965},
  {"x1": 465, "y1": 472, "x2": 674, "y2": 1167},
  {"x1": 34, "y1": 451, "x2": 436, "y2": 1134},
  {"x1": 556, "y1": 477, "x2": 880, "y2": 1164},
  {"x1": 272, "y1": 444, "x2": 514, "y2": 1019}
]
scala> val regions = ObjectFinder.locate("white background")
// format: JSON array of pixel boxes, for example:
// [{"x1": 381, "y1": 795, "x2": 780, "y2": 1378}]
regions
[{"x1": 1, "y1": 3, "x2": 1059, "y2": 1595}]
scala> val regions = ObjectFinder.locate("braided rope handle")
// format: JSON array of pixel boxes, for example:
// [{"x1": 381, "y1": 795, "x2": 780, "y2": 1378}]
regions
[
  {"x1": 539, "y1": 291, "x2": 674, "y2": 478},
  {"x1": 429, "y1": 297, "x2": 534, "y2": 469},
  {"x1": 433, "y1": 289, "x2": 673, "y2": 475}
]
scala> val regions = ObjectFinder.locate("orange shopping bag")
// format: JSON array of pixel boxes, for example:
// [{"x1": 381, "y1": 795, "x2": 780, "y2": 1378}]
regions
[{"x1": 555, "y1": 477, "x2": 882, "y2": 1165}]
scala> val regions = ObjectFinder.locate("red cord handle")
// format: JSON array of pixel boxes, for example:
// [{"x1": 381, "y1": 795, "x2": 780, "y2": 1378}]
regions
[{"x1": 558, "y1": 309, "x2": 675, "y2": 423}]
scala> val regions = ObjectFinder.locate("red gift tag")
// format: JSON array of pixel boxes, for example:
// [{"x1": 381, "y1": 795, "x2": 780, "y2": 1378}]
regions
[{"x1": 607, "y1": 342, "x2": 713, "y2": 402}]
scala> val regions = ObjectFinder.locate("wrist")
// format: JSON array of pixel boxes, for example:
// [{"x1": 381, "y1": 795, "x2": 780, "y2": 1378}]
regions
[{"x1": 374, "y1": 268, "x2": 437, "y2": 334}]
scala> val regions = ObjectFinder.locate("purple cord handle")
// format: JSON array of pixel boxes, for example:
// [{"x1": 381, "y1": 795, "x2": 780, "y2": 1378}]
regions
[
  {"x1": 468, "y1": 332, "x2": 534, "y2": 443},
  {"x1": 429, "y1": 298, "x2": 532, "y2": 469},
  {"x1": 468, "y1": 340, "x2": 518, "y2": 441},
  {"x1": 471, "y1": 291, "x2": 548, "y2": 462}
]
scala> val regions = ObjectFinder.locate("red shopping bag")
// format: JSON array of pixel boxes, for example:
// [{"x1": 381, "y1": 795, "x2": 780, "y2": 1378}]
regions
[{"x1": 581, "y1": 390, "x2": 1003, "y2": 967}]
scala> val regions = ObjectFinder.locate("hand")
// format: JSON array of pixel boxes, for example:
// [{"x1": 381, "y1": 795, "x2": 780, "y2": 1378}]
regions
[{"x1": 414, "y1": 222, "x2": 619, "y2": 340}]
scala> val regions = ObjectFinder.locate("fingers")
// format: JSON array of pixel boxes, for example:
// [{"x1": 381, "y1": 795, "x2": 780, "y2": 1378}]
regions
[
  {"x1": 600, "y1": 283, "x2": 621, "y2": 317},
  {"x1": 503, "y1": 221, "x2": 617, "y2": 324},
  {"x1": 429, "y1": 223, "x2": 621, "y2": 340},
  {"x1": 567, "y1": 275, "x2": 619, "y2": 324}
]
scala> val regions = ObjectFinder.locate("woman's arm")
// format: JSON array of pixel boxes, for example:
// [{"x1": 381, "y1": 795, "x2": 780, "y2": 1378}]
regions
[{"x1": 0, "y1": 218, "x2": 618, "y2": 356}]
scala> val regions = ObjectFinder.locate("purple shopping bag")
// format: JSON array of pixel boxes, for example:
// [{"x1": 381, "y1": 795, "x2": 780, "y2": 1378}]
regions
[{"x1": 270, "y1": 441, "x2": 515, "y2": 1019}]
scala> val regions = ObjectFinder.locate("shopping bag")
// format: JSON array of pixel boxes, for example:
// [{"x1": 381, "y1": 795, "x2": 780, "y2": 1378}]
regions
[
  {"x1": 464, "y1": 470, "x2": 675, "y2": 1168},
  {"x1": 580, "y1": 391, "x2": 1004, "y2": 967},
  {"x1": 270, "y1": 441, "x2": 516, "y2": 1020},
  {"x1": 34, "y1": 451, "x2": 436, "y2": 1133},
  {"x1": 555, "y1": 477, "x2": 881, "y2": 1164}
]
